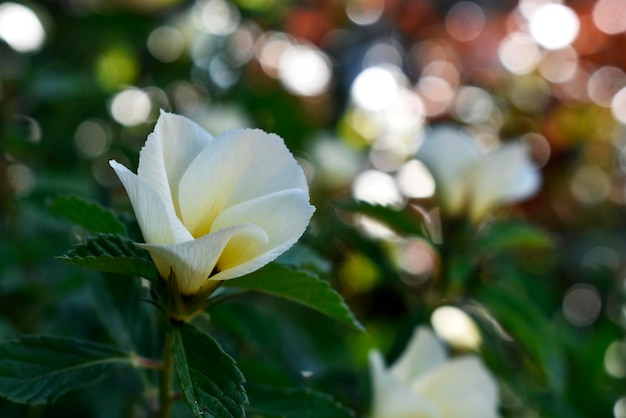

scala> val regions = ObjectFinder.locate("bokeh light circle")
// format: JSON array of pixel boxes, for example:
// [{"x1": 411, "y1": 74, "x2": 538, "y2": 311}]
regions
[
  {"x1": 529, "y1": 4, "x2": 579, "y2": 50},
  {"x1": 0, "y1": 3, "x2": 45, "y2": 52},
  {"x1": 109, "y1": 88, "x2": 152, "y2": 127}
]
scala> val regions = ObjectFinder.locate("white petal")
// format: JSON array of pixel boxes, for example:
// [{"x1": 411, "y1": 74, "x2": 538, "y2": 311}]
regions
[
  {"x1": 391, "y1": 327, "x2": 448, "y2": 385},
  {"x1": 369, "y1": 351, "x2": 441, "y2": 418},
  {"x1": 417, "y1": 126, "x2": 482, "y2": 215},
  {"x1": 137, "y1": 110, "x2": 213, "y2": 217},
  {"x1": 467, "y1": 142, "x2": 540, "y2": 222},
  {"x1": 177, "y1": 128, "x2": 309, "y2": 237},
  {"x1": 140, "y1": 224, "x2": 268, "y2": 294},
  {"x1": 497, "y1": 145, "x2": 540, "y2": 203},
  {"x1": 109, "y1": 160, "x2": 192, "y2": 245},
  {"x1": 414, "y1": 356, "x2": 500, "y2": 418},
  {"x1": 209, "y1": 189, "x2": 315, "y2": 281}
]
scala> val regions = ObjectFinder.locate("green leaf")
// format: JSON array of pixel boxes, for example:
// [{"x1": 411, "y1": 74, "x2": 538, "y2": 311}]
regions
[
  {"x1": 222, "y1": 264, "x2": 363, "y2": 331},
  {"x1": 447, "y1": 253, "x2": 476, "y2": 286},
  {"x1": 0, "y1": 336, "x2": 134, "y2": 404},
  {"x1": 277, "y1": 244, "x2": 331, "y2": 275},
  {"x1": 479, "y1": 286, "x2": 565, "y2": 392},
  {"x1": 476, "y1": 221, "x2": 553, "y2": 254},
  {"x1": 0, "y1": 317, "x2": 17, "y2": 341},
  {"x1": 57, "y1": 233, "x2": 158, "y2": 280},
  {"x1": 90, "y1": 275, "x2": 157, "y2": 355},
  {"x1": 49, "y1": 195, "x2": 127, "y2": 235},
  {"x1": 336, "y1": 201, "x2": 425, "y2": 237},
  {"x1": 247, "y1": 385, "x2": 354, "y2": 418},
  {"x1": 171, "y1": 323, "x2": 247, "y2": 418},
  {"x1": 441, "y1": 221, "x2": 552, "y2": 287}
]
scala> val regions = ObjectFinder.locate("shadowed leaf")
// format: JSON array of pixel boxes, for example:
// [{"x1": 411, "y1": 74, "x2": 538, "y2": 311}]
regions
[
  {"x1": 247, "y1": 385, "x2": 354, "y2": 418},
  {"x1": 0, "y1": 336, "x2": 134, "y2": 405},
  {"x1": 172, "y1": 323, "x2": 247, "y2": 418}
]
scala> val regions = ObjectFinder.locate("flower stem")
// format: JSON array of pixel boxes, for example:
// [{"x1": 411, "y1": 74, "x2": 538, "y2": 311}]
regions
[{"x1": 158, "y1": 329, "x2": 174, "y2": 418}]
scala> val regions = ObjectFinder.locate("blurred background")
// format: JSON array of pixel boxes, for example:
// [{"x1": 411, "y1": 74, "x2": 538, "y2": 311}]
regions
[{"x1": 2, "y1": 0, "x2": 626, "y2": 416}]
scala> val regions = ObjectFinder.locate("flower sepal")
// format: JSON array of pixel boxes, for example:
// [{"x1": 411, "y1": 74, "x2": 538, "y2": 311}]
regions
[{"x1": 151, "y1": 271, "x2": 223, "y2": 323}]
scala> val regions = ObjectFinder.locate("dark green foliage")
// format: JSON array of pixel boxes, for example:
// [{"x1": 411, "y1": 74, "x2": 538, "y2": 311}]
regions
[
  {"x1": 0, "y1": 336, "x2": 134, "y2": 404},
  {"x1": 476, "y1": 221, "x2": 553, "y2": 254},
  {"x1": 223, "y1": 263, "x2": 363, "y2": 331},
  {"x1": 246, "y1": 385, "x2": 354, "y2": 418},
  {"x1": 337, "y1": 201, "x2": 426, "y2": 237},
  {"x1": 171, "y1": 323, "x2": 247, "y2": 418}
]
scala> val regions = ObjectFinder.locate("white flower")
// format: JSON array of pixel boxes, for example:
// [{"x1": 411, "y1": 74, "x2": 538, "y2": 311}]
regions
[
  {"x1": 109, "y1": 110, "x2": 315, "y2": 295},
  {"x1": 369, "y1": 327, "x2": 500, "y2": 418},
  {"x1": 417, "y1": 126, "x2": 540, "y2": 222}
]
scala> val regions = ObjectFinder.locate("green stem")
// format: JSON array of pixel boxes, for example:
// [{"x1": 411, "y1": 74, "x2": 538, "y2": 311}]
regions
[{"x1": 158, "y1": 329, "x2": 174, "y2": 418}]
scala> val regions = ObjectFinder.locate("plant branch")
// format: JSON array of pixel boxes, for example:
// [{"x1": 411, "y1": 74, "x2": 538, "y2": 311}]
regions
[{"x1": 158, "y1": 330, "x2": 174, "y2": 418}]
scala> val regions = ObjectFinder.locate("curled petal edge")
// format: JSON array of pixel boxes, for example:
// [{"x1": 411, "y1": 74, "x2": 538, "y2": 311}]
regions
[{"x1": 139, "y1": 223, "x2": 268, "y2": 295}]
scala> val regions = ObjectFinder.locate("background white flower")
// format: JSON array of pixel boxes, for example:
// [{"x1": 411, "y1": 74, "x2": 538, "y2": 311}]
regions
[
  {"x1": 110, "y1": 110, "x2": 315, "y2": 295},
  {"x1": 369, "y1": 326, "x2": 500, "y2": 418},
  {"x1": 417, "y1": 126, "x2": 540, "y2": 222}
]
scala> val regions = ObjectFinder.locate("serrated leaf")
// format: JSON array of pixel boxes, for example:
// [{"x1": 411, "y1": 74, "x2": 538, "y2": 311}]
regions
[
  {"x1": 171, "y1": 323, "x2": 247, "y2": 418},
  {"x1": 247, "y1": 385, "x2": 354, "y2": 418},
  {"x1": 57, "y1": 233, "x2": 158, "y2": 280},
  {"x1": 476, "y1": 221, "x2": 553, "y2": 254},
  {"x1": 222, "y1": 264, "x2": 363, "y2": 331},
  {"x1": 50, "y1": 195, "x2": 127, "y2": 235},
  {"x1": 336, "y1": 201, "x2": 425, "y2": 237},
  {"x1": 0, "y1": 336, "x2": 134, "y2": 404}
]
